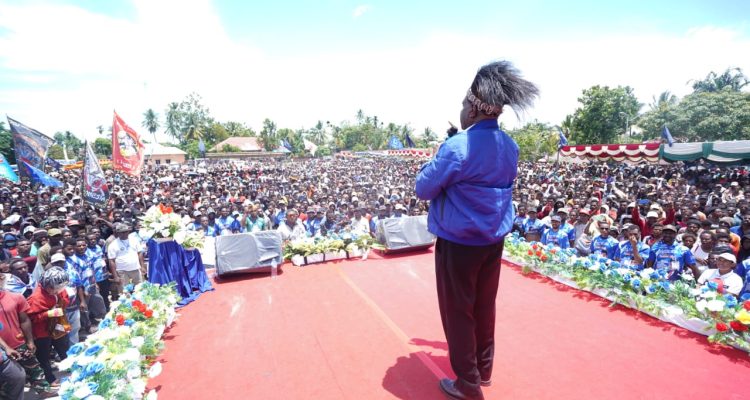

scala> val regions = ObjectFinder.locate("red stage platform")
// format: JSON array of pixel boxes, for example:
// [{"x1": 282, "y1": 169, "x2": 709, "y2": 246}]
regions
[{"x1": 149, "y1": 250, "x2": 750, "y2": 399}]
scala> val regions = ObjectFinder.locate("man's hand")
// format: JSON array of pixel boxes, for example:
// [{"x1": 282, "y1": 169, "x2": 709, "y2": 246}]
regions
[
  {"x1": 5, "y1": 347, "x2": 20, "y2": 360},
  {"x1": 79, "y1": 301, "x2": 88, "y2": 312},
  {"x1": 47, "y1": 308, "x2": 64, "y2": 318},
  {"x1": 25, "y1": 341, "x2": 36, "y2": 354}
]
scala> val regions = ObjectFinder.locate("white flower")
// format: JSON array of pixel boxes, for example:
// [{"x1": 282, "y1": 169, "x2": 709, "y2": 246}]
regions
[
  {"x1": 88, "y1": 396, "x2": 106, "y2": 400},
  {"x1": 615, "y1": 268, "x2": 632, "y2": 277},
  {"x1": 696, "y1": 299, "x2": 708, "y2": 313},
  {"x1": 73, "y1": 383, "x2": 92, "y2": 399},
  {"x1": 699, "y1": 291, "x2": 717, "y2": 299},
  {"x1": 680, "y1": 273, "x2": 695, "y2": 282},
  {"x1": 131, "y1": 336, "x2": 145, "y2": 348},
  {"x1": 57, "y1": 356, "x2": 75, "y2": 371},
  {"x1": 146, "y1": 389, "x2": 158, "y2": 400},
  {"x1": 76, "y1": 354, "x2": 95, "y2": 366},
  {"x1": 160, "y1": 229, "x2": 171, "y2": 238},
  {"x1": 127, "y1": 367, "x2": 142, "y2": 380},
  {"x1": 689, "y1": 288, "x2": 703, "y2": 297},
  {"x1": 174, "y1": 230, "x2": 186, "y2": 244},
  {"x1": 148, "y1": 361, "x2": 163, "y2": 378},
  {"x1": 707, "y1": 300, "x2": 725, "y2": 312},
  {"x1": 640, "y1": 268, "x2": 655, "y2": 280},
  {"x1": 130, "y1": 378, "x2": 147, "y2": 395}
]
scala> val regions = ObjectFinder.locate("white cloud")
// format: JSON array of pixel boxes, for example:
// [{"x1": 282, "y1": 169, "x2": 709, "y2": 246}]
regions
[
  {"x1": 0, "y1": 2, "x2": 748, "y2": 146},
  {"x1": 353, "y1": 4, "x2": 371, "y2": 18}
]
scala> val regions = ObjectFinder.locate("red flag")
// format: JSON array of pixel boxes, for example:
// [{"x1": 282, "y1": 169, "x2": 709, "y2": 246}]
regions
[{"x1": 112, "y1": 111, "x2": 145, "y2": 176}]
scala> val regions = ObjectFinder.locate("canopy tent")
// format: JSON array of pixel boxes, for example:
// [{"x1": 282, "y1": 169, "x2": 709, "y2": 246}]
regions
[
  {"x1": 559, "y1": 143, "x2": 660, "y2": 163},
  {"x1": 660, "y1": 141, "x2": 750, "y2": 164}
]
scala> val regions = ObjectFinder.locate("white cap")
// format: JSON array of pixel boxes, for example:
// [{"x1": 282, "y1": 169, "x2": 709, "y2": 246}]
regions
[
  {"x1": 718, "y1": 253, "x2": 737, "y2": 263},
  {"x1": 58, "y1": 207, "x2": 67, "y2": 213},
  {"x1": 646, "y1": 211, "x2": 659, "y2": 218},
  {"x1": 51, "y1": 253, "x2": 66, "y2": 263}
]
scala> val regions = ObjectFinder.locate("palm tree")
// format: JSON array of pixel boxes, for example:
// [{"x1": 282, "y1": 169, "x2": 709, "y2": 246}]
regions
[
  {"x1": 142, "y1": 109, "x2": 160, "y2": 141},
  {"x1": 164, "y1": 103, "x2": 180, "y2": 141},
  {"x1": 690, "y1": 67, "x2": 749, "y2": 93},
  {"x1": 96, "y1": 125, "x2": 104, "y2": 136},
  {"x1": 649, "y1": 91, "x2": 678, "y2": 111},
  {"x1": 184, "y1": 113, "x2": 202, "y2": 141}
]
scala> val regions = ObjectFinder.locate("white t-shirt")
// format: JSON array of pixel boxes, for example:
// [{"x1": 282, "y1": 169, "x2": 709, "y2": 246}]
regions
[
  {"x1": 107, "y1": 237, "x2": 142, "y2": 272},
  {"x1": 697, "y1": 268, "x2": 743, "y2": 296}
]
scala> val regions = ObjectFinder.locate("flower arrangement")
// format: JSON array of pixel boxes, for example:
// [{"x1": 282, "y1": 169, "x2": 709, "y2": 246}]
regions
[
  {"x1": 504, "y1": 232, "x2": 750, "y2": 353},
  {"x1": 139, "y1": 204, "x2": 204, "y2": 248},
  {"x1": 57, "y1": 282, "x2": 179, "y2": 400}
]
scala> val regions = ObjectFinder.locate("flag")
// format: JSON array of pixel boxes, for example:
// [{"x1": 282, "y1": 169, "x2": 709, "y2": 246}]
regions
[
  {"x1": 112, "y1": 111, "x2": 145, "y2": 176},
  {"x1": 405, "y1": 133, "x2": 416, "y2": 148},
  {"x1": 198, "y1": 138, "x2": 206, "y2": 157},
  {"x1": 661, "y1": 125, "x2": 674, "y2": 146},
  {"x1": 46, "y1": 157, "x2": 62, "y2": 170},
  {"x1": 388, "y1": 135, "x2": 404, "y2": 150},
  {"x1": 0, "y1": 154, "x2": 19, "y2": 183},
  {"x1": 6, "y1": 117, "x2": 54, "y2": 178},
  {"x1": 20, "y1": 161, "x2": 62, "y2": 187},
  {"x1": 82, "y1": 141, "x2": 109, "y2": 206},
  {"x1": 557, "y1": 127, "x2": 568, "y2": 149},
  {"x1": 282, "y1": 139, "x2": 293, "y2": 152},
  {"x1": 274, "y1": 141, "x2": 291, "y2": 153},
  {"x1": 303, "y1": 139, "x2": 318, "y2": 156}
]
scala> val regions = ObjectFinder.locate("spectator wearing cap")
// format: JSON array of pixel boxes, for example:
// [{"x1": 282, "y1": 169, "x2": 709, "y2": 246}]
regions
[
  {"x1": 350, "y1": 208, "x2": 370, "y2": 236},
  {"x1": 189, "y1": 210, "x2": 203, "y2": 231},
  {"x1": 541, "y1": 216, "x2": 570, "y2": 249},
  {"x1": 61, "y1": 238, "x2": 89, "y2": 344},
  {"x1": 698, "y1": 253, "x2": 743, "y2": 296},
  {"x1": 34, "y1": 229, "x2": 62, "y2": 276},
  {"x1": 589, "y1": 223, "x2": 619, "y2": 259},
  {"x1": 305, "y1": 208, "x2": 324, "y2": 236},
  {"x1": 370, "y1": 206, "x2": 388, "y2": 235},
  {"x1": 273, "y1": 200, "x2": 287, "y2": 229},
  {"x1": 632, "y1": 198, "x2": 675, "y2": 239},
  {"x1": 85, "y1": 232, "x2": 111, "y2": 312},
  {"x1": 522, "y1": 209, "x2": 546, "y2": 237},
  {"x1": 646, "y1": 225, "x2": 700, "y2": 281},
  {"x1": 107, "y1": 223, "x2": 146, "y2": 289},
  {"x1": 1, "y1": 234, "x2": 16, "y2": 260}
]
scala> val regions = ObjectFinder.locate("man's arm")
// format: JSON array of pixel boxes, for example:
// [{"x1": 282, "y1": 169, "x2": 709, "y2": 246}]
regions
[
  {"x1": 18, "y1": 311, "x2": 35, "y2": 353},
  {"x1": 415, "y1": 148, "x2": 462, "y2": 201}
]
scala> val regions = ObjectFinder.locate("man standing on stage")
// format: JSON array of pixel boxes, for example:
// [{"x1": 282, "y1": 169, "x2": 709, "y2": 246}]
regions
[{"x1": 416, "y1": 61, "x2": 538, "y2": 400}]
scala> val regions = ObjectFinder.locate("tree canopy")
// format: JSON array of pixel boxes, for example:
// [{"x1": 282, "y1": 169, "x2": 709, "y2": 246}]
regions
[{"x1": 566, "y1": 85, "x2": 642, "y2": 145}]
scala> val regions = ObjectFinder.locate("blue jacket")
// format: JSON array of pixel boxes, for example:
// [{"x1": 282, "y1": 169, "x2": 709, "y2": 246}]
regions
[{"x1": 416, "y1": 119, "x2": 518, "y2": 246}]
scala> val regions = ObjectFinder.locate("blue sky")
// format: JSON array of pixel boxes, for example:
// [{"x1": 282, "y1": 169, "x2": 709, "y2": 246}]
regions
[{"x1": 0, "y1": 0, "x2": 748, "y2": 142}]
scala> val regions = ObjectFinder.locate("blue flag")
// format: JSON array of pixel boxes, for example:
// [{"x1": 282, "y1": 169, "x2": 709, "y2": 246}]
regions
[
  {"x1": 20, "y1": 161, "x2": 62, "y2": 187},
  {"x1": 557, "y1": 127, "x2": 568, "y2": 149},
  {"x1": 661, "y1": 125, "x2": 674, "y2": 146},
  {"x1": 282, "y1": 139, "x2": 293, "y2": 151},
  {"x1": 405, "y1": 133, "x2": 416, "y2": 148},
  {"x1": 0, "y1": 154, "x2": 19, "y2": 183},
  {"x1": 198, "y1": 138, "x2": 206, "y2": 154},
  {"x1": 46, "y1": 157, "x2": 62, "y2": 170},
  {"x1": 388, "y1": 135, "x2": 404, "y2": 150}
]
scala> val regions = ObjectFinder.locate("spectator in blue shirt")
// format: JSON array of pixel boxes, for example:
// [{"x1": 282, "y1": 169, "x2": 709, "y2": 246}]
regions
[
  {"x1": 542, "y1": 216, "x2": 569, "y2": 249},
  {"x1": 646, "y1": 225, "x2": 700, "y2": 281},
  {"x1": 615, "y1": 225, "x2": 650, "y2": 270},
  {"x1": 216, "y1": 207, "x2": 235, "y2": 234},
  {"x1": 522, "y1": 209, "x2": 546, "y2": 239},
  {"x1": 590, "y1": 223, "x2": 619, "y2": 259}
]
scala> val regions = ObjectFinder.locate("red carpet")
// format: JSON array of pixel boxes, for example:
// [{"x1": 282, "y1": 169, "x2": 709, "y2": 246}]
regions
[{"x1": 149, "y1": 250, "x2": 750, "y2": 399}]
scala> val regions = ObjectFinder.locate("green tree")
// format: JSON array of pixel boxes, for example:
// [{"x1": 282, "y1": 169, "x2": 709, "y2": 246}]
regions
[
  {"x1": 508, "y1": 121, "x2": 558, "y2": 161},
  {"x1": 162, "y1": 93, "x2": 213, "y2": 144},
  {"x1": 259, "y1": 118, "x2": 278, "y2": 151},
  {"x1": 221, "y1": 144, "x2": 242, "y2": 152},
  {"x1": 47, "y1": 145, "x2": 64, "y2": 160},
  {"x1": 0, "y1": 122, "x2": 14, "y2": 164},
  {"x1": 165, "y1": 102, "x2": 180, "y2": 140},
  {"x1": 93, "y1": 138, "x2": 112, "y2": 157},
  {"x1": 690, "y1": 67, "x2": 749, "y2": 93},
  {"x1": 142, "y1": 108, "x2": 160, "y2": 141},
  {"x1": 567, "y1": 85, "x2": 642, "y2": 144},
  {"x1": 203, "y1": 122, "x2": 230, "y2": 147},
  {"x1": 418, "y1": 127, "x2": 438, "y2": 147},
  {"x1": 638, "y1": 90, "x2": 750, "y2": 142},
  {"x1": 53, "y1": 131, "x2": 84, "y2": 159},
  {"x1": 222, "y1": 121, "x2": 255, "y2": 137}
]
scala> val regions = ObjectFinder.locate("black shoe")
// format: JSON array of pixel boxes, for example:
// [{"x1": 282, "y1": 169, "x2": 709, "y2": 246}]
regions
[
  {"x1": 480, "y1": 379, "x2": 491, "y2": 387},
  {"x1": 439, "y1": 379, "x2": 484, "y2": 400}
]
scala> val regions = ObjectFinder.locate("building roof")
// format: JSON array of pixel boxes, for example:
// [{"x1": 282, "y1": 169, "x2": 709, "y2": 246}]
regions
[
  {"x1": 143, "y1": 143, "x2": 187, "y2": 156},
  {"x1": 211, "y1": 137, "x2": 262, "y2": 152}
]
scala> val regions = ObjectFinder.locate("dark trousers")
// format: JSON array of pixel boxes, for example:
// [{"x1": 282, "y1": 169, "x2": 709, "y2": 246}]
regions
[
  {"x1": 97, "y1": 279, "x2": 112, "y2": 311},
  {"x1": 35, "y1": 336, "x2": 69, "y2": 384},
  {"x1": 435, "y1": 237, "x2": 504, "y2": 397},
  {"x1": 0, "y1": 358, "x2": 25, "y2": 400}
]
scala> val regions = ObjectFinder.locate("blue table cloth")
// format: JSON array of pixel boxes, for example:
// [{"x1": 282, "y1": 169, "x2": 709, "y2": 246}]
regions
[{"x1": 147, "y1": 239, "x2": 213, "y2": 306}]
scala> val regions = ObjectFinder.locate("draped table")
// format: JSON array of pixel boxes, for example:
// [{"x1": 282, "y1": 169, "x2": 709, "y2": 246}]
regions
[{"x1": 147, "y1": 239, "x2": 214, "y2": 306}]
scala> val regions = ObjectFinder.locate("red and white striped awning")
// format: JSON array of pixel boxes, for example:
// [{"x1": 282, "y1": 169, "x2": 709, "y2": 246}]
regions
[
  {"x1": 387, "y1": 149, "x2": 433, "y2": 158},
  {"x1": 560, "y1": 143, "x2": 660, "y2": 163}
]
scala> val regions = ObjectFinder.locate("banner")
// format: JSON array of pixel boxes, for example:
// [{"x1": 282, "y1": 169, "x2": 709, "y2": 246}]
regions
[
  {"x1": 303, "y1": 139, "x2": 318, "y2": 156},
  {"x1": 0, "y1": 154, "x2": 19, "y2": 183},
  {"x1": 82, "y1": 141, "x2": 109, "y2": 206},
  {"x1": 20, "y1": 161, "x2": 62, "y2": 187},
  {"x1": 7, "y1": 117, "x2": 54, "y2": 178},
  {"x1": 46, "y1": 157, "x2": 63, "y2": 170},
  {"x1": 112, "y1": 111, "x2": 144, "y2": 176}
]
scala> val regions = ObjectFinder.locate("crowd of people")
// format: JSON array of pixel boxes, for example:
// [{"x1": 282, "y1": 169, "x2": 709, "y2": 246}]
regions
[
  {"x1": 0, "y1": 152, "x2": 748, "y2": 397},
  {"x1": 512, "y1": 162, "x2": 750, "y2": 297},
  {"x1": 0, "y1": 156, "x2": 425, "y2": 398}
]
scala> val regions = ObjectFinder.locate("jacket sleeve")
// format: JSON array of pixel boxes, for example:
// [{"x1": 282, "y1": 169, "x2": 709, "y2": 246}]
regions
[
  {"x1": 415, "y1": 148, "x2": 462, "y2": 201},
  {"x1": 631, "y1": 206, "x2": 645, "y2": 232}
]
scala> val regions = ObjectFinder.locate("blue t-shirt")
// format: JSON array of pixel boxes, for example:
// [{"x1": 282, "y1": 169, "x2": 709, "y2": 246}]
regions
[
  {"x1": 523, "y1": 218, "x2": 547, "y2": 236},
  {"x1": 614, "y1": 241, "x2": 651, "y2": 270},
  {"x1": 590, "y1": 235, "x2": 619, "y2": 259},
  {"x1": 647, "y1": 241, "x2": 696, "y2": 280},
  {"x1": 85, "y1": 245, "x2": 108, "y2": 283},
  {"x1": 736, "y1": 260, "x2": 750, "y2": 297},
  {"x1": 541, "y1": 228, "x2": 569, "y2": 249}
]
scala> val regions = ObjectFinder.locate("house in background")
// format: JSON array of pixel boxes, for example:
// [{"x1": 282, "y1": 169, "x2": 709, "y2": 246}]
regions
[
  {"x1": 208, "y1": 137, "x2": 282, "y2": 160},
  {"x1": 143, "y1": 143, "x2": 187, "y2": 165}
]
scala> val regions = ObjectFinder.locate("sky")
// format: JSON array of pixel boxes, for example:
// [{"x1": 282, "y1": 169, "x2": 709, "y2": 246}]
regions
[{"x1": 0, "y1": 0, "x2": 749, "y2": 143}]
